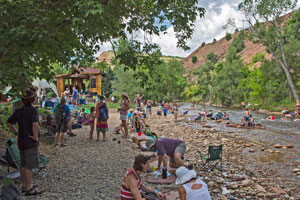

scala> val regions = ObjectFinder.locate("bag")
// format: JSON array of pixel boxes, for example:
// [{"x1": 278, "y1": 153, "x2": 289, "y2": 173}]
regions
[
  {"x1": 98, "y1": 104, "x2": 108, "y2": 120},
  {"x1": 0, "y1": 184, "x2": 20, "y2": 200},
  {"x1": 54, "y1": 104, "x2": 65, "y2": 123}
]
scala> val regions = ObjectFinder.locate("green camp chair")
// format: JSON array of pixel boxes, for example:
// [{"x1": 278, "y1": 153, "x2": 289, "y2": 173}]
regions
[{"x1": 198, "y1": 145, "x2": 223, "y2": 172}]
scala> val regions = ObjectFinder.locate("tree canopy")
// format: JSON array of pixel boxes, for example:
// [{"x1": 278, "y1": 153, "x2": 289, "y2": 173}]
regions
[{"x1": 0, "y1": 0, "x2": 205, "y2": 92}]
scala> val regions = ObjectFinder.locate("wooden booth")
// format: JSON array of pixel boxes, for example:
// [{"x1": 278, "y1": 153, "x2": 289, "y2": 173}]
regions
[{"x1": 55, "y1": 66, "x2": 104, "y2": 97}]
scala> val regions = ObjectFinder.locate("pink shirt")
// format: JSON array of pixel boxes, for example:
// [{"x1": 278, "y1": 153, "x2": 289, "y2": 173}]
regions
[{"x1": 120, "y1": 100, "x2": 130, "y2": 115}]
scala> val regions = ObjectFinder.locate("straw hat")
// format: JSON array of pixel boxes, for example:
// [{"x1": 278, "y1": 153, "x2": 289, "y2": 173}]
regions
[
  {"x1": 121, "y1": 93, "x2": 129, "y2": 99},
  {"x1": 145, "y1": 139, "x2": 156, "y2": 151},
  {"x1": 175, "y1": 166, "x2": 197, "y2": 185}
]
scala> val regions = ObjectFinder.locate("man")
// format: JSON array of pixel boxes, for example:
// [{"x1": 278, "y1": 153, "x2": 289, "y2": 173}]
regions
[
  {"x1": 53, "y1": 97, "x2": 71, "y2": 147},
  {"x1": 242, "y1": 108, "x2": 250, "y2": 126},
  {"x1": 7, "y1": 90, "x2": 43, "y2": 195},
  {"x1": 146, "y1": 138, "x2": 186, "y2": 173},
  {"x1": 72, "y1": 87, "x2": 78, "y2": 106}
]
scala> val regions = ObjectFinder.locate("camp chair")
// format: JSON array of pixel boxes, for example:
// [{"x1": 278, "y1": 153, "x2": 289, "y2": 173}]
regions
[
  {"x1": 2, "y1": 137, "x2": 49, "y2": 178},
  {"x1": 198, "y1": 145, "x2": 223, "y2": 172}
]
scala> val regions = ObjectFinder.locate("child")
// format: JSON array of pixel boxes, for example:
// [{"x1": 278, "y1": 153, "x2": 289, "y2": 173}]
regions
[
  {"x1": 157, "y1": 104, "x2": 162, "y2": 116},
  {"x1": 201, "y1": 108, "x2": 206, "y2": 121},
  {"x1": 89, "y1": 107, "x2": 96, "y2": 140},
  {"x1": 133, "y1": 113, "x2": 144, "y2": 133},
  {"x1": 163, "y1": 107, "x2": 167, "y2": 117}
]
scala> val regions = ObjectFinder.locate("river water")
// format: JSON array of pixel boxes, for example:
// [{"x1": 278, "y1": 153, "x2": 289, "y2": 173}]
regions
[{"x1": 179, "y1": 103, "x2": 300, "y2": 184}]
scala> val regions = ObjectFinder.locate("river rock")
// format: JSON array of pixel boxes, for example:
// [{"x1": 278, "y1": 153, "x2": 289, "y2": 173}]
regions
[
  {"x1": 216, "y1": 179, "x2": 223, "y2": 184},
  {"x1": 241, "y1": 179, "x2": 252, "y2": 186},
  {"x1": 255, "y1": 184, "x2": 267, "y2": 193},
  {"x1": 249, "y1": 149, "x2": 255, "y2": 153},
  {"x1": 285, "y1": 145, "x2": 294, "y2": 148},
  {"x1": 292, "y1": 168, "x2": 300, "y2": 173},
  {"x1": 207, "y1": 181, "x2": 214, "y2": 187},
  {"x1": 257, "y1": 193, "x2": 265, "y2": 197},
  {"x1": 273, "y1": 144, "x2": 282, "y2": 148}
]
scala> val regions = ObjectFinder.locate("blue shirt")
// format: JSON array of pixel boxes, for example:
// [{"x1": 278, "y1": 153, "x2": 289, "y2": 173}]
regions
[
  {"x1": 72, "y1": 89, "x2": 78, "y2": 99},
  {"x1": 53, "y1": 104, "x2": 71, "y2": 119},
  {"x1": 128, "y1": 112, "x2": 133, "y2": 120}
]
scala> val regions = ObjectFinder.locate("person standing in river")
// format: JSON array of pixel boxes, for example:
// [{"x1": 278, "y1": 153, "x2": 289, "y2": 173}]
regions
[{"x1": 242, "y1": 108, "x2": 250, "y2": 126}]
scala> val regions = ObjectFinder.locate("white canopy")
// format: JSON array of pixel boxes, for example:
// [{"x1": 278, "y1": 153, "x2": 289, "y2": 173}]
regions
[{"x1": 32, "y1": 79, "x2": 59, "y2": 98}]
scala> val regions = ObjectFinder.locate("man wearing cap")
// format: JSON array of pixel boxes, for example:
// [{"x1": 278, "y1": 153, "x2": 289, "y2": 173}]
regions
[
  {"x1": 7, "y1": 90, "x2": 43, "y2": 195},
  {"x1": 146, "y1": 138, "x2": 186, "y2": 172}
]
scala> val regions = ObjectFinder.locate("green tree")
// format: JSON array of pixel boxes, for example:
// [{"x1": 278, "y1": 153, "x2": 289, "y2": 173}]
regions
[
  {"x1": 225, "y1": 32, "x2": 232, "y2": 41},
  {"x1": 239, "y1": 0, "x2": 300, "y2": 104},
  {"x1": 101, "y1": 67, "x2": 115, "y2": 97},
  {"x1": 0, "y1": 0, "x2": 205, "y2": 93}
]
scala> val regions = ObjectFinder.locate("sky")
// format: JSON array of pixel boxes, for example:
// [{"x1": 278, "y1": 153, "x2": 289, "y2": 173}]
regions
[{"x1": 95, "y1": 0, "x2": 300, "y2": 58}]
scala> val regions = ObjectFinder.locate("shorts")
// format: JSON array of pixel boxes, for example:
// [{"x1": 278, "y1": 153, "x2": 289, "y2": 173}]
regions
[
  {"x1": 170, "y1": 142, "x2": 186, "y2": 163},
  {"x1": 20, "y1": 147, "x2": 39, "y2": 169},
  {"x1": 56, "y1": 120, "x2": 68, "y2": 132},
  {"x1": 244, "y1": 116, "x2": 249, "y2": 122},
  {"x1": 120, "y1": 114, "x2": 127, "y2": 121}
]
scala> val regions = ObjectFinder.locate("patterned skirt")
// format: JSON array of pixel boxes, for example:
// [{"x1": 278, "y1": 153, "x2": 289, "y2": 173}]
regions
[{"x1": 96, "y1": 119, "x2": 108, "y2": 132}]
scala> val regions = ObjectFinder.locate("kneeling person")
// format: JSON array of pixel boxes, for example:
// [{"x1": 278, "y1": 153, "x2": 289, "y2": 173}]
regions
[{"x1": 146, "y1": 138, "x2": 186, "y2": 172}]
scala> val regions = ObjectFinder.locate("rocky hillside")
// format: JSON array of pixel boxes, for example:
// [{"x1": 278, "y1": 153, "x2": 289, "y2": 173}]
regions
[{"x1": 182, "y1": 11, "x2": 295, "y2": 73}]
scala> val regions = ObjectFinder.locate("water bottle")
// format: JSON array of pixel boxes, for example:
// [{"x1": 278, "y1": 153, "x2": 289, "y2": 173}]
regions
[{"x1": 162, "y1": 166, "x2": 167, "y2": 179}]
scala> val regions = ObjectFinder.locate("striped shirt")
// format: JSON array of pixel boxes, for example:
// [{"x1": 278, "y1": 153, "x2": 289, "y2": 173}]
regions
[{"x1": 120, "y1": 168, "x2": 142, "y2": 199}]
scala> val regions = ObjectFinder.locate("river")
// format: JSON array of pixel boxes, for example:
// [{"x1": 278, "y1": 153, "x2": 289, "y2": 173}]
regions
[{"x1": 179, "y1": 103, "x2": 300, "y2": 185}]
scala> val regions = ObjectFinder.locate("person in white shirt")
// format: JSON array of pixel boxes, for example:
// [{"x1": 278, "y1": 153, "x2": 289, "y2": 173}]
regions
[{"x1": 176, "y1": 166, "x2": 211, "y2": 200}]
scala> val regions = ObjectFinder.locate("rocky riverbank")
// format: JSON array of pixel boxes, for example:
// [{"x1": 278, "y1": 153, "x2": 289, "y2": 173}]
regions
[{"x1": 18, "y1": 108, "x2": 299, "y2": 199}]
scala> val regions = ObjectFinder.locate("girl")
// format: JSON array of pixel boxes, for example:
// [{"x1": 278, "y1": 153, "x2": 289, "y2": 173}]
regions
[
  {"x1": 119, "y1": 93, "x2": 130, "y2": 138},
  {"x1": 96, "y1": 95, "x2": 109, "y2": 141},
  {"x1": 89, "y1": 107, "x2": 96, "y2": 140}
]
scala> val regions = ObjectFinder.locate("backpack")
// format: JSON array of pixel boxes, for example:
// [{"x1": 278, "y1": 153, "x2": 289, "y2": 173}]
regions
[
  {"x1": 0, "y1": 184, "x2": 20, "y2": 200},
  {"x1": 98, "y1": 103, "x2": 108, "y2": 120},
  {"x1": 54, "y1": 104, "x2": 65, "y2": 123}
]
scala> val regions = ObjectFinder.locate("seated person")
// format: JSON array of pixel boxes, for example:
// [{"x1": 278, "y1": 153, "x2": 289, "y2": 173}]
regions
[
  {"x1": 114, "y1": 124, "x2": 125, "y2": 134},
  {"x1": 68, "y1": 114, "x2": 77, "y2": 136},
  {"x1": 195, "y1": 112, "x2": 202, "y2": 121},
  {"x1": 223, "y1": 112, "x2": 230, "y2": 120},
  {"x1": 176, "y1": 166, "x2": 211, "y2": 200},
  {"x1": 78, "y1": 108, "x2": 89, "y2": 125},
  {"x1": 215, "y1": 110, "x2": 223, "y2": 120},
  {"x1": 120, "y1": 155, "x2": 166, "y2": 200},
  {"x1": 206, "y1": 110, "x2": 213, "y2": 118},
  {"x1": 282, "y1": 107, "x2": 289, "y2": 115},
  {"x1": 248, "y1": 115, "x2": 255, "y2": 126},
  {"x1": 46, "y1": 115, "x2": 56, "y2": 136},
  {"x1": 146, "y1": 138, "x2": 186, "y2": 174},
  {"x1": 201, "y1": 108, "x2": 206, "y2": 121},
  {"x1": 133, "y1": 113, "x2": 145, "y2": 133},
  {"x1": 284, "y1": 112, "x2": 294, "y2": 121}
]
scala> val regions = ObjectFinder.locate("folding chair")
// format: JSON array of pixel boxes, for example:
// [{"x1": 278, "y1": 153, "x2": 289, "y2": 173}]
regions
[{"x1": 198, "y1": 145, "x2": 223, "y2": 172}]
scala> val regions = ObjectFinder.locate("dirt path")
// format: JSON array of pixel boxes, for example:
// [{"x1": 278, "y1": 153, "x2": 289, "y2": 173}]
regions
[{"x1": 22, "y1": 109, "x2": 138, "y2": 200}]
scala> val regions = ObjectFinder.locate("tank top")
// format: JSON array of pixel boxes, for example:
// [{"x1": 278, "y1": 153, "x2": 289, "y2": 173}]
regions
[
  {"x1": 182, "y1": 179, "x2": 212, "y2": 200},
  {"x1": 120, "y1": 168, "x2": 142, "y2": 199}
]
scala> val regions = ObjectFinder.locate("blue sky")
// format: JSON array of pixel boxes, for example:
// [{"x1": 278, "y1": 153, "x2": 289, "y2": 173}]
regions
[{"x1": 96, "y1": 0, "x2": 300, "y2": 58}]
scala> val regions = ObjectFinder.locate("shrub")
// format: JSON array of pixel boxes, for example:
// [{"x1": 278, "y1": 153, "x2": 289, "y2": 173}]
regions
[
  {"x1": 201, "y1": 42, "x2": 205, "y2": 47},
  {"x1": 192, "y1": 56, "x2": 197, "y2": 64},
  {"x1": 225, "y1": 33, "x2": 232, "y2": 41},
  {"x1": 213, "y1": 38, "x2": 217, "y2": 43}
]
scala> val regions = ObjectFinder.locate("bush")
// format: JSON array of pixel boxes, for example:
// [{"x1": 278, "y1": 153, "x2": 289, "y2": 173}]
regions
[
  {"x1": 235, "y1": 28, "x2": 239, "y2": 32},
  {"x1": 225, "y1": 33, "x2": 232, "y2": 41},
  {"x1": 192, "y1": 56, "x2": 197, "y2": 64},
  {"x1": 213, "y1": 38, "x2": 217, "y2": 43},
  {"x1": 201, "y1": 42, "x2": 205, "y2": 47}
]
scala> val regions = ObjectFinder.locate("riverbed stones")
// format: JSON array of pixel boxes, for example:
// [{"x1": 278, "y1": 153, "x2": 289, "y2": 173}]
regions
[
  {"x1": 292, "y1": 168, "x2": 300, "y2": 173},
  {"x1": 274, "y1": 144, "x2": 282, "y2": 148}
]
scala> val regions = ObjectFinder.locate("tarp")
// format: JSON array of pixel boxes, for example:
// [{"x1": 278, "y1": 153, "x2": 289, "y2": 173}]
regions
[{"x1": 32, "y1": 79, "x2": 59, "y2": 98}]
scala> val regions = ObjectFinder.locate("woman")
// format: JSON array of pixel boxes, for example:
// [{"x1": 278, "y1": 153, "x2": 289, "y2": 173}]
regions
[
  {"x1": 120, "y1": 155, "x2": 166, "y2": 200},
  {"x1": 119, "y1": 93, "x2": 130, "y2": 138},
  {"x1": 176, "y1": 166, "x2": 211, "y2": 200},
  {"x1": 96, "y1": 95, "x2": 109, "y2": 141}
]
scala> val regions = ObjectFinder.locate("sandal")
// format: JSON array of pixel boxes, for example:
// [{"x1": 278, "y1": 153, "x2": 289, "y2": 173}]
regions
[
  {"x1": 25, "y1": 187, "x2": 43, "y2": 196},
  {"x1": 22, "y1": 184, "x2": 37, "y2": 193}
]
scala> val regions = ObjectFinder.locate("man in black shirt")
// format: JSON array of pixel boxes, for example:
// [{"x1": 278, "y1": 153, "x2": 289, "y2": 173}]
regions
[{"x1": 7, "y1": 90, "x2": 43, "y2": 196}]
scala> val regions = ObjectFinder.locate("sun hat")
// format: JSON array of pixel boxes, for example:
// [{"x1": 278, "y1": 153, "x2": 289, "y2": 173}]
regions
[
  {"x1": 145, "y1": 139, "x2": 156, "y2": 151},
  {"x1": 129, "y1": 109, "x2": 134, "y2": 112},
  {"x1": 121, "y1": 93, "x2": 129, "y2": 99},
  {"x1": 175, "y1": 166, "x2": 197, "y2": 185}
]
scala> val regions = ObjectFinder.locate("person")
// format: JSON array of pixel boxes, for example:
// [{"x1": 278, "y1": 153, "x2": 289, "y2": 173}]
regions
[
  {"x1": 64, "y1": 88, "x2": 70, "y2": 97},
  {"x1": 46, "y1": 115, "x2": 56, "y2": 136},
  {"x1": 201, "y1": 108, "x2": 206, "y2": 121},
  {"x1": 53, "y1": 97, "x2": 70, "y2": 147},
  {"x1": 215, "y1": 110, "x2": 223, "y2": 120},
  {"x1": 163, "y1": 106, "x2": 167, "y2": 117},
  {"x1": 67, "y1": 113, "x2": 76, "y2": 136},
  {"x1": 146, "y1": 100, "x2": 152, "y2": 115},
  {"x1": 72, "y1": 87, "x2": 78, "y2": 106},
  {"x1": 40, "y1": 88, "x2": 46, "y2": 108},
  {"x1": 284, "y1": 111, "x2": 294, "y2": 121},
  {"x1": 223, "y1": 112, "x2": 230, "y2": 120},
  {"x1": 248, "y1": 115, "x2": 255, "y2": 126},
  {"x1": 7, "y1": 90, "x2": 43, "y2": 195},
  {"x1": 119, "y1": 93, "x2": 130, "y2": 138},
  {"x1": 146, "y1": 138, "x2": 186, "y2": 173},
  {"x1": 88, "y1": 107, "x2": 96, "y2": 140},
  {"x1": 165, "y1": 102, "x2": 169, "y2": 111},
  {"x1": 174, "y1": 103, "x2": 179, "y2": 120},
  {"x1": 267, "y1": 115, "x2": 275, "y2": 120},
  {"x1": 157, "y1": 103, "x2": 162, "y2": 116},
  {"x1": 241, "y1": 101, "x2": 245, "y2": 108},
  {"x1": 78, "y1": 108, "x2": 88, "y2": 124},
  {"x1": 206, "y1": 110, "x2": 213, "y2": 119},
  {"x1": 96, "y1": 95, "x2": 109, "y2": 141},
  {"x1": 135, "y1": 94, "x2": 143, "y2": 111},
  {"x1": 127, "y1": 109, "x2": 134, "y2": 128},
  {"x1": 176, "y1": 166, "x2": 211, "y2": 200},
  {"x1": 120, "y1": 155, "x2": 166, "y2": 200},
  {"x1": 242, "y1": 108, "x2": 250, "y2": 126},
  {"x1": 195, "y1": 112, "x2": 202, "y2": 121},
  {"x1": 111, "y1": 96, "x2": 115, "y2": 103},
  {"x1": 133, "y1": 113, "x2": 144, "y2": 133},
  {"x1": 282, "y1": 107, "x2": 289, "y2": 115}
]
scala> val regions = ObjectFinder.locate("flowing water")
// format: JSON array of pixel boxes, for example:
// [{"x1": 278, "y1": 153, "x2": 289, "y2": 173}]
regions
[{"x1": 179, "y1": 103, "x2": 300, "y2": 184}]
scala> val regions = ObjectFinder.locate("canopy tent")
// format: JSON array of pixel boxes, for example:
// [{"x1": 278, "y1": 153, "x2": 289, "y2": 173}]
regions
[{"x1": 32, "y1": 79, "x2": 59, "y2": 98}]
